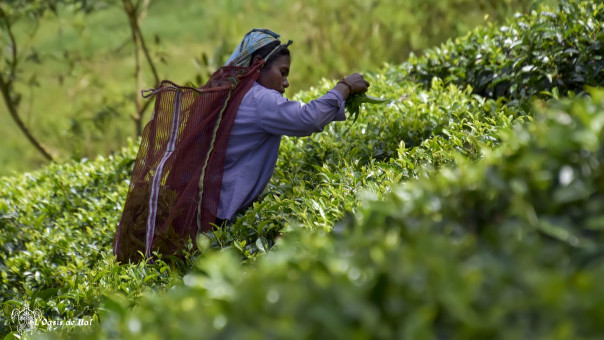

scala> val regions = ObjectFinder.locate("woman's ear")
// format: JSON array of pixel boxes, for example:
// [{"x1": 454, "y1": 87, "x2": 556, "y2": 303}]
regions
[{"x1": 252, "y1": 55, "x2": 263, "y2": 64}]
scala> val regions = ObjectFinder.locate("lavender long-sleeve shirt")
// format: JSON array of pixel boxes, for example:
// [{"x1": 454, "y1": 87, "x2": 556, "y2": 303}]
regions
[{"x1": 217, "y1": 82, "x2": 346, "y2": 220}]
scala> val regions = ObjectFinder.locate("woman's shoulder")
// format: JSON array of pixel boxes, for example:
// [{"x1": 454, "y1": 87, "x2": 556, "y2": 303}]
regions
[
  {"x1": 239, "y1": 83, "x2": 278, "y2": 113},
  {"x1": 247, "y1": 82, "x2": 285, "y2": 101},
  {"x1": 240, "y1": 83, "x2": 286, "y2": 115}
]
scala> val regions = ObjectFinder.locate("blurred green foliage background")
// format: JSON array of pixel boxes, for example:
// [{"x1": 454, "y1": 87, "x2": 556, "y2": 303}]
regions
[{"x1": 1, "y1": 0, "x2": 535, "y2": 176}]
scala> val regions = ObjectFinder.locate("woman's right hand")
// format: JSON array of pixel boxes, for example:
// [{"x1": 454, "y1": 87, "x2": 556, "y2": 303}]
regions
[
  {"x1": 344, "y1": 73, "x2": 370, "y2": 94},
  {"x1": 334, "y1": 73, "x2": 370, "y2": 99}
]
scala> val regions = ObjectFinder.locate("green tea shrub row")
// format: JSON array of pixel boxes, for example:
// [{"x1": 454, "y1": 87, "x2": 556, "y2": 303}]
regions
[
  {"x1": 0, "y1": 147, "x2": 193, "y2": 335},
  {"x1": 402, "y1": 0, "x2": 603, "y2": 101},
  {"x1": 205, "y1": 74, "x2": 525, "y2": 260},
  {"x1": 64, "y1": 89, "x2": 604, "y2": 339},
  {"x1": 0, "y1": 69, "x2": 520, "y2": 337}
]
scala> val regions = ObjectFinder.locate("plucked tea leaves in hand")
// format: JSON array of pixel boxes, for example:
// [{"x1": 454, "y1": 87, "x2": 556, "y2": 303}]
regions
[{"x1": 345, "y1": 93, "x2": 390, "y2": 123}]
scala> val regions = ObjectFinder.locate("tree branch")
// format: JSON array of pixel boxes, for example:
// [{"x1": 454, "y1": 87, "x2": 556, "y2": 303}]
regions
[
  {"x1": 123, "y1": 0, "x2": 143, "y2": 136},
  {"x1": 123, "y1": 0, "x2": 159, "y2": 136},
  {"x1": 0, "y1": 76, "x2": 54, "y2": 161},
  {"x1": 137, "y1": 0, "x2": 150, "y2": 23},
  {"x1": 134, "y1": 0, "x2": 160, "y2": 86},
  {"x1": 0, "y1": 7, "x2": 18, "y2": 78},
  {"x1": 0, "y1": 8, "x2": 54, "y2": 161},
  {"x1": 136, "y1": 24, "x2": 160, "y2": 86}
]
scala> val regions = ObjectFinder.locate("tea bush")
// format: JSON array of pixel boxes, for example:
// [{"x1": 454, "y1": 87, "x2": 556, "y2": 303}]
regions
[
  {"x1": 1, "y1": 0, "x2": 603, "y2": 337},
  {"x1": 53, "y1": 89, "x2": 604, "y2": 339},
  {"x1": 202, "y1": 73, "x2": 527, "y2": 260},
  {"x1": 0, "y1": 144, "x2": 196, "y2": 335},
  {"x1": 402, "y1": 0, "x2": 603, "y2": 101},
  {"x1": 3, "y1": 72, "x2": 517, "y2": 337}
]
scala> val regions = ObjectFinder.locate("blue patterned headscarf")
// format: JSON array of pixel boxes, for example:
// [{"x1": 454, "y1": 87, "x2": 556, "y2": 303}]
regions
[{"x1": 225, "y1": 28, "x2": 290, "y2": 67}]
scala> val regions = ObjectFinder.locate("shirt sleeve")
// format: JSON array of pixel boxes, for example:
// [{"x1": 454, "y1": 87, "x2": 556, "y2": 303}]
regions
[{"x1": 256, "y1": 88, "x2": 346, "y2": 137}]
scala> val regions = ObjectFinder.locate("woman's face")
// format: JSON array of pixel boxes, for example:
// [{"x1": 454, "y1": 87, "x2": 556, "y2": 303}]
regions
[{"x1": 257, "y1": 55, "x2": 290, "y2": 95}]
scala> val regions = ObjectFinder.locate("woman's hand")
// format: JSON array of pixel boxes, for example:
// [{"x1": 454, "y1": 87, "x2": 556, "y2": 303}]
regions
[{"x1": 334, "y1": 73, "x2": 370, "y2": 99}]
